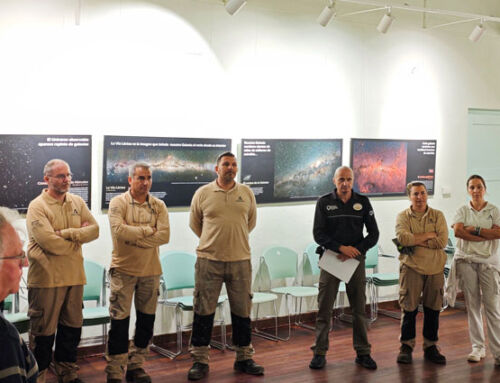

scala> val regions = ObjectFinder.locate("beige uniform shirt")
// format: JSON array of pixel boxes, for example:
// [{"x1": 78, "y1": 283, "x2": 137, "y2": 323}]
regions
[
  {"x1": 26, "y1": 189, "x2": 99, "y2": 288},
  {"x1": 189, "y1": 181, "x2": 256, "y2": 262},
  {"x1": 108, "y1": 191, "x2": 170, "y2": 277},
  {"x1": 396, "y1": 206, "x2": 448, "y2": 275}
]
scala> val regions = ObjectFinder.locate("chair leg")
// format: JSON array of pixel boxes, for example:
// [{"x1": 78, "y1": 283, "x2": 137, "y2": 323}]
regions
[
  {"x1": 441, "y1": 277, "x2": 448, "y2": 312},
  {"x1": 374, "y1": 284, "x2": 401, "y2": 320},
  {"x1": 209, "y1": 302, "x2": 226, "y2": 351},
  {"x1": 150, "y1": 305, "x2": 183, "y2": 359},
  {"x1": 295, "y1": 297, "x2": 315, "y2": 330},
  {"x1": 338, "y1": 288, "x2": 354, "y2": 324},
  {"x1": 367, "y1": 281, "x2": 377, "y2": 323},
  {"x1": 252, "y1": 300, "x2": 285, "y2": 342}
]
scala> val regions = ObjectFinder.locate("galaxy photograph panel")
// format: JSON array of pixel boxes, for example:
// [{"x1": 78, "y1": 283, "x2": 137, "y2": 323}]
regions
[
  {"x1": 351, "y1": 140, "x2": 407, "y2": 195},
  {"x1": 106, "y1": 148, "x2": 218, "y2": 184},
  {"x1": 0, "y1": 135, "x2": 91, "y2": 212},
  {"x1": 273, "y1": 140, "x2": 342, "y2": 199}
]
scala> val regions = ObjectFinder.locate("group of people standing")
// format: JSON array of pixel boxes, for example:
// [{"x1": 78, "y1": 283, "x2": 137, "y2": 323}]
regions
[
  {"x1": 309, "y1": 167, "x2": 500, "y2": 370},
  {"x1": 1, "y1": 152, "x2": 261, "y2": 383},
  {"x1": 1, "y1": 156, "x2": 500, "y2": 383}
]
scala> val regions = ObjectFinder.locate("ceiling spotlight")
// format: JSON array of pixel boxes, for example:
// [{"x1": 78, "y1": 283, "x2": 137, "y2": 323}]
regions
[
  {"x1": 377, "y1": 8, "x2": 394, "y2": 34},
  {"x1": 469, "y1": 22, "x2": 485, "y2": 42},
  {"x1": 318, "y1": 2, "x2": 336, "y2": 27},
  {"x1": 225, "y1": 0, "x2": 247, "y2": 16}
]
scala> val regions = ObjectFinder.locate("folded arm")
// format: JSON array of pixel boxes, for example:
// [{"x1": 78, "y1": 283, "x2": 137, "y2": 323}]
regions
[
  {"x1": 59, "y1": 203, "x2": 99, "y2": 244},
  {"x1": 108, "y1": 199, "x2": 155, "y2": 242},
  {"x1": 135, "y1": 202, "x2": 170, "y2": 248},
  {"x1": 27, "y1": 205, "x2": 80, "y2": 256}
]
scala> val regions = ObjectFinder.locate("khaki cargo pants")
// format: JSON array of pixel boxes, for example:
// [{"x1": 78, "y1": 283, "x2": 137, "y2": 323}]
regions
[
  {"x1": 105, "y1": 269, "x2": 160, "y2": 380},
  {"x1": 28, "y1": 286, "x2": 83, "y2": 383},
  {"x1": 399, "y1": 264, "x2": 443, "y2": 349},
  {"x1": 191, "y1": 258, "x2": 254, "y2": 364}
]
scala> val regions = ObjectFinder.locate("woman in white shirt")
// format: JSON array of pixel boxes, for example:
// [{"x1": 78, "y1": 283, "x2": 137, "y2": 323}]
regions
[{"x1": 452, "y1": 175, "x2": 500, "y2": 364}]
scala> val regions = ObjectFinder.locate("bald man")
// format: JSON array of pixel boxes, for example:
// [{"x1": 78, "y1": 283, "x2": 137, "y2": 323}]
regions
[{"x1": 309, "y1": 166, "x2": 379, "y2": 370}]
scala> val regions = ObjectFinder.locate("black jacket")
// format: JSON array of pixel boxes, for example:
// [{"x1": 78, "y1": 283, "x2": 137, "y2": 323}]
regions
[{"x1": 313, "y1": 189, "x2": 379, "y2": 259}]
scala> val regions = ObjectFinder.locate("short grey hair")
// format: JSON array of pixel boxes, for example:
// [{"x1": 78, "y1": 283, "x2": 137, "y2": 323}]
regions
[
  {"x1": 0, "y1": 207, "x2": 20, "y2": 256},
  {"x1": 334, "y1": 166, "x2": 353, "y2": 179},
  {"x1": 129, "y1": 162, "x2": 151, "y2": 177},
  {"x1": 43, "y1": 159, "x2": 70, "y2": 176}
]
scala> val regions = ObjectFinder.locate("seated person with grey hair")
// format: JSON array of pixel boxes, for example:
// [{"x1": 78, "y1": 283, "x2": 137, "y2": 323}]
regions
[{"x1": 0, "y1": 207, "x2": 38, "y2": 383}]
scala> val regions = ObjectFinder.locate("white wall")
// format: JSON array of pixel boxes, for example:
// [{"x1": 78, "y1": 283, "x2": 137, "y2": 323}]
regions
[{"x1": 2, "y1": 0, "x2": 500, "y2": 336}]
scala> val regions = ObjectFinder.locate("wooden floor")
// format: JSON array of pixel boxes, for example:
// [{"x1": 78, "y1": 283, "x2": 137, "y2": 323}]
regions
[{"x1": 46, "y1": 308, "x2": 500, "y2": 383}]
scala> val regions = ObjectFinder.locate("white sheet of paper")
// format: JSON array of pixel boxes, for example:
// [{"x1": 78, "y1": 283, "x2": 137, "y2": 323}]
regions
[{"x1": 318, "y1": 249, "x2": 360, "y2": 283}]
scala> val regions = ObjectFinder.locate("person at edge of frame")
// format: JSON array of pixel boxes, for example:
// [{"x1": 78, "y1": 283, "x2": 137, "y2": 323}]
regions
[{"x1": 0, "y1": 207, "x2": 38, "y2": 383}]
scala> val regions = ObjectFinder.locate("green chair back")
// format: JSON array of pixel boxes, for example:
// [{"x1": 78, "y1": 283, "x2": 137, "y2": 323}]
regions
[
  {"x1": 262, "y1": 246, "x2": 298, "y2": 280},
  {"x1": 3, "y1": 294, "x2": 13, "y2": 312},
  {"x1": 160, "y1": 251, "x2": 197, "y2": 292},
  {"x1": 448, "y1": 229, "x2": 456, "y2": 247},
  {"x1": 304, "y1": 243, "x2": 321, "y2": 276},
  {"x1": 365, "y1": 246, "x2": 379, "y2": 270},
  {"x1": 83, "y1": 259, "x2": 105, "y2": 303}
]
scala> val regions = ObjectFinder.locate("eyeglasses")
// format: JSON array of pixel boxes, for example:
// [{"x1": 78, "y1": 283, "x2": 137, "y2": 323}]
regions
[
  {"x1": 49, "y1": 173, "x2": 73, "y2": 180},
  {"x1": 0, "y1": 250, "x2": 27, "y2": 264}
]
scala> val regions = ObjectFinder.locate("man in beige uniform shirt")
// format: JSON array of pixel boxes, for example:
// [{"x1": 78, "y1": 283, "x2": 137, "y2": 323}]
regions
[
  {"x1": 187, "y1": 152, "x2": 263, "y2": 381},
  {"x1": 26, "y1": 159, "x2": 99, "y2": 383},
  {"x1": 395, "y1": 181, "x2": 448, "y2": 365},
  {"x1": 106, "y1": 162, "x2": 170, "y2": 383}
]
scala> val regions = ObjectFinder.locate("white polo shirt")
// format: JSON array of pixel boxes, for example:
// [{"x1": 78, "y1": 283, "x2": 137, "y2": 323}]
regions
[{"x1": 453, "y1": 202, "x2": 500, "y2": 267}]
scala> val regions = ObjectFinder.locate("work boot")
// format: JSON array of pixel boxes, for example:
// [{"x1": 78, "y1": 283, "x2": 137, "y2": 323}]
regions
[
  {"x1": 187, "y1": 363, "x2": 209, "y2": 381},
  {"x1": 424, "y1": 345, "x2": 446, "y2": 364},
  {"x1": 397, "y1": 344, "x2": 413, "y2": 364},
  {"x1": 355, "y1": 354, "x2": 377, "y2": 370},
  {"x1": 125, "y1": 368, "x2": 151, "y2": 383},
  {"x1": 309, "y1": 354, "x2": 326, "y2": 369},
  {"x1": 233, "y1": 359, "x2": 264, "y2": 375}
]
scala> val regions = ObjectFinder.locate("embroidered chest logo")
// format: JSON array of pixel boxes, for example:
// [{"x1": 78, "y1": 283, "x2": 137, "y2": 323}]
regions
[
  {"x1": 72, "y1": 209, "x2": 79, "y2": 215},
  {"x1": 353, "y1": 203, "x2": 363, "y2": 211},
  {"x1": 326, "y1": 205, "x2": 338, "y2": 211},
  {"x1": 236, "y1": 196, "x2": 245, "y2": 203}
]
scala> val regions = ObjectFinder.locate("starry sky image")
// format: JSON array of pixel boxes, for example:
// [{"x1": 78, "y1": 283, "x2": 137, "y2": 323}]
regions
[
  {"x1": 274, "y1": 140, "x2": 342, "y2": 198},
  {"x1": 0, "y1": 135, "x2": 91, "y2": 212},
  {"x1": 106, "y1": 148, "x2": 219, "y2": 183}
]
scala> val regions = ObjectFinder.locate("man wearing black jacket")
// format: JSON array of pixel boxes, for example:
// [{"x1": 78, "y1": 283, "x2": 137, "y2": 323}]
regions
[{"x1": 309, "y1": 166, "x2": 379, "y2": 370}]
